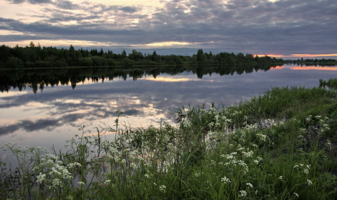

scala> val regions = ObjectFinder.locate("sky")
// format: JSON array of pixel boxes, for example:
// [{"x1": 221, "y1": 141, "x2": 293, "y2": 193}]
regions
[{"x1": 0, "y1": 0, "x2": 336, "y2": 58}]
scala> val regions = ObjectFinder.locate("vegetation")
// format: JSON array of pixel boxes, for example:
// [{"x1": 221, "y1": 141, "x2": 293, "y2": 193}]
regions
[
  {"x1": 285, "y1": 58, "x2": 337, "y2": 66},
  {"x1": 0, "y1": 42, "x2": 283, "y2": 69},
  {"x1": 1, "y1": 78, "x2": 337, "y2": 199}
]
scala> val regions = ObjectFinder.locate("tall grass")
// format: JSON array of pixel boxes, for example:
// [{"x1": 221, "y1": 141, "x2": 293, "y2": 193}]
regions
[{"x1": 1, "y1": 79, "x2": 337, "y2": 199}]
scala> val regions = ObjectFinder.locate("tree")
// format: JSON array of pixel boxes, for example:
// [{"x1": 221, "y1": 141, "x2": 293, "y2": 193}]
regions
[
  {"x1": 121, "y1": 50, "x2": 127, "y2": 58},
  {"x1": 196, "y1": 49, "x2": 204, "y2": 62}
]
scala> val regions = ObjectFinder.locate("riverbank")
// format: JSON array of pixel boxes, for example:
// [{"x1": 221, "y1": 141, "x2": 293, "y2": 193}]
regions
[{"x1": 1, "y1": 79, "x2": 337, "y2": 199}]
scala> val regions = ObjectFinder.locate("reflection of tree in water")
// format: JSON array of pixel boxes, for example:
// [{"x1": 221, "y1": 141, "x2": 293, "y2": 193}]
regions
[{"x1": 0, "y1": 65, "x2": 280, "y2": 93}]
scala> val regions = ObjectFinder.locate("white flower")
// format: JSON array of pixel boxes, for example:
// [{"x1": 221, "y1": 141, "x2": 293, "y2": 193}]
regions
[
  {"x1": 52, "y1": 178, "x2": 63, "y2": 187},
  {"x1": 279, "y1": 176, "x2": 283, "y2": 180},
  {"x1": 303, "y1": 168, "x2": 309, "y2": 174},
  {"x1": 221, "y1": 176, "x2": 231, "y2": 184},
  {"x1": 78, "y1": 181, "x2": 85, "y2": 186},
  {"x1": 159, "y1": 185, "x2": 166, "y2": 193},
  {"x1": 36, "y1": 173, "x2": 46, "y2": 183},
  {"x1": 306, "y1": 115, "x2": 312, "y2": 122},
  {"x1": 242, "y1": 150, "x2": 254, "y2": 158},
  {"x1": 130, "y1": 163, "x2": 137, "y2": 169},
  {"x1": 307, "y1": 179, "x2": 312, "y2": 185},
  {"x1": 144, "y1": 174, "x2": 150, "y2": 179},
  {"x1": 294, "y1": 192, "x2": 299, "y2": 198},
  {"x1": 104, "y1": 179, "x2": 111, "y2": 184},
  {"x1": 239, "y1": 190, "x2": 247, "y2": 197},
  {"x1": 246, "y1": 183, "x2": 253, "y2": 188}
]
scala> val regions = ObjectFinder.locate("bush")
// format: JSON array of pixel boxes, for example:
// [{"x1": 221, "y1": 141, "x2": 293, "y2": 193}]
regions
[
  {"x1": 106, "y1": 58, "x2": 116, "y2": 66},
  {"x1": 122, "y1": 57, "x2": 134, "y2": 67},
  {"x1": 78, "y1": 57, "x2": 93, "y2": 66},
  {"x1": 5, "y1": 56, "x2": 24, "y2": 68},
  {"x1": 91, "y1": 56, "x2": 106, "y2": 66}
]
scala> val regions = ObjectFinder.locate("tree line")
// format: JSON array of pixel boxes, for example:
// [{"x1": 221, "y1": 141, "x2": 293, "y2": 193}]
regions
[
  {"x1": 284, "y1": 58, "x2": 337, "y2": 66},
  {"x1": 0, "y1": 42, "x2": 284, "y2": 69}
]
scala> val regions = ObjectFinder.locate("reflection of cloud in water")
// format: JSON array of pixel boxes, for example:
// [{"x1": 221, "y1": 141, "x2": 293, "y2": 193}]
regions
[{"x1": 144, "y1": 77, "x2": 198, "y2": 82}]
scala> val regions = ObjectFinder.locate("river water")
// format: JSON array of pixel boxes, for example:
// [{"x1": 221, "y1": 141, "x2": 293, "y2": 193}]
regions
[{"x1": 0, "y1": 64, "x2": 337, "y2": 154}]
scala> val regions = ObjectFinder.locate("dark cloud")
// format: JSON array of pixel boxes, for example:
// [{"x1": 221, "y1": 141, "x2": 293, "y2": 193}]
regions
[
  {"x1": 53, "y1": 1, "x2": 79, "y2": 10},
  {"x1": 7, "y1": 0, "x2": 51, "y2": 4},
  {"x1": 120, "y1": 6, "x2": 137, "y2": 13},
  {"x1": 28, "y1": 0, "x2": 51, "y2": 4},
  {"x1": 6, "y1": 0, "x2": 25, "y2": 3}
]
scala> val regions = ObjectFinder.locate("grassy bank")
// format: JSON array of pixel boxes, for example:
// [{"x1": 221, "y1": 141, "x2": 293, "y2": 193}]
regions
[{"x1": 1, "y1": 79, "x2": 337, "y2": 199}]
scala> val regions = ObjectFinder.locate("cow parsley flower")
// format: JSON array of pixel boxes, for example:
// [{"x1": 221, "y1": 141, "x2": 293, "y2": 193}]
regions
[
  {"x1": 221, "y1": 176, "x2": 231, "y2": 184},
  {"x1": 307, "y1": 179, "x2": 312, "y2": 185},
  {"x1": 239, "y1": 190, "x2": 247, "y2": 197},
  {"x1": 159, "y1": 185, "x2": 166, "y2": 193}
]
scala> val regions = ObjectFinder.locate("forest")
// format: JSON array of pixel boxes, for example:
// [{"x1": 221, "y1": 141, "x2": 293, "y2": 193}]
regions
[
  {"x1": 0, "y1": 42, "x2": 284, "y2": 69},
  {"x1": 285, "y1": 58, "x2": 337, "y2": 66}
]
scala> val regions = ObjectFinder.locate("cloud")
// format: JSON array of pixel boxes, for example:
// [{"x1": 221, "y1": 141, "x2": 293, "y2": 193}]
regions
[
  {"x1": 53, "y1": 1, "x2": 79, "y2": 10},
  {"x1": 120, "y1": 6, "x2": 138, "y2": 13},
  {"x1": 6, "y1": 0, "x2": 25, "y2": 3},
  {"x1": 1, "y1": 0, "x2": 337, "y2": 54},
  {"x1": 7, "y1": 0, "x2": 51, "y2": 4}
]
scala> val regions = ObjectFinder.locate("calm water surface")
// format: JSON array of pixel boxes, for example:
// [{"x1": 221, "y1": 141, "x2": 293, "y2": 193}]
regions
[{"x1": 0, "y1": 64, "x2": 337, "y2": 154}]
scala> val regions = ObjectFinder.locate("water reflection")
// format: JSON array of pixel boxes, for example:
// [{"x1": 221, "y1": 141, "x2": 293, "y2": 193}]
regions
[
  {"x1": 291, "y1": 66, "x2": 337, "y2": 71},
  {"x1": 0, "y1": 64, "x2": 337, "y2": 150}
]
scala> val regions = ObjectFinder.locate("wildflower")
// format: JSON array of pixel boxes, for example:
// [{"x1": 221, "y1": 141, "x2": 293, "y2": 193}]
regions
[
  {"x1": 221, "y1": 176, "x2": 231, "y2": 184},
  {"x1": 246, "y1": 183, "x2": 253, "y2": 188},
  {"x1": 109, "y1": 147, "x2": 118, "y2": 154},
  {"x1": 78, "y1": 181, "x2": 85, "y2": 186},
  {"x1": 256, "y1": 133, "x2": 267, "y2": 142},
  {"x1": 67, "y1": 162, "x2": 81, "y2": 168},
  {"x1": 303, "y1": 168, "x2": 309, "y2": 174},
  {"x1": 130, "y1": 163, "x2": 137, "y2": 169},
  {"x1": 279, "y1": 176, "x2": 283, "y2": 180},
  {"x1": 37, "y1": 173, "x2": 46, "y2": 183},
  {"x1": 104, "y1": 179, "x2": 111, "y2": 184},
  {"x1": 159, "y1": 185, "x2": 166, "y2": 193},
  {"x1": 52, "y1": 179, "x2": 63, "y2": 187},
  {"x1": 239, "y1": 190, "x2": 247, "y2": 197},
  {"x1": 144, "y1": 174, "x2": 150, "y2": 179},
  {"x1": 243, "y1": 150, "x2": 254, "y2": 158},
  {"x1": 294, "y1": 192, "x2": 299, "y2": 198},
  {"x1": 307, "y1": 179, "x2": 312, "y2": 185},
  {"x1": 306, "y1": 115, "x2": 312, "y2": 122}
]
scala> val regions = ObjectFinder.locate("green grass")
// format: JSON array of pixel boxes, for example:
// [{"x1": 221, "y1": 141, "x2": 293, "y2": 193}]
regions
[{"x1": 1, "y1": 79, "x2": 337, "y2": 199}]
